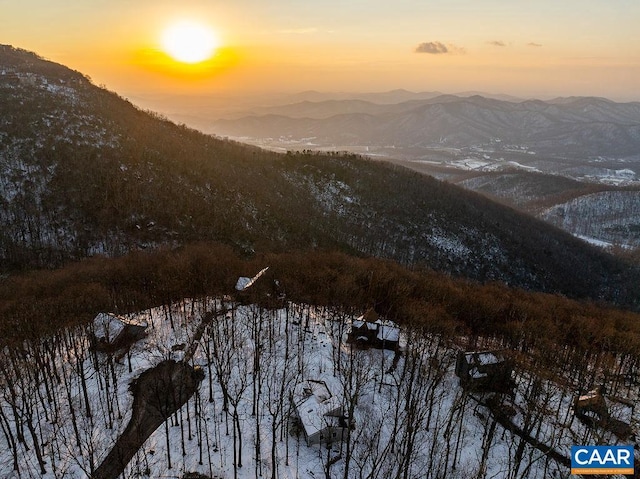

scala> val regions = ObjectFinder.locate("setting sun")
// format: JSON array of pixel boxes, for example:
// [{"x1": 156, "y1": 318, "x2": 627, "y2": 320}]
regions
[{"x1": 161, "y1": 20, "x2": 219, "y2": 64}]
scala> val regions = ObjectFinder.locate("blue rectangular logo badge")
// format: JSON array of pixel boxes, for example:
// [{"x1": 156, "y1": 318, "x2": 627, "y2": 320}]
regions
[{"x1": 571, "y1": 446, "x2": 634, "y2": 475}]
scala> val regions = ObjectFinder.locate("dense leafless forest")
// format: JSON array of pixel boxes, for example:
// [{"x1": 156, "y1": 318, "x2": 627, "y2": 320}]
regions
[{"x1": 1, "y1": 246, "x2": 639, "y2": 477}]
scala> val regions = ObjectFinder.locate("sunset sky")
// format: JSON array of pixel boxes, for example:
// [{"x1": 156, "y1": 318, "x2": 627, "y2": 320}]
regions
[{"x1": 2, "y1": 0, "x2": 639, "y2": 103}]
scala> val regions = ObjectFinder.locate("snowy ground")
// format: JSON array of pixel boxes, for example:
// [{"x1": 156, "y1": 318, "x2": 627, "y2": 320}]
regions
[{"x1": 0, "y1": 300, "x2": 638, "y2": 478}]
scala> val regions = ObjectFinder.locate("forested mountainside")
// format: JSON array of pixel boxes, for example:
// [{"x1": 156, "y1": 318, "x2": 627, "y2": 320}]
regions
[
  {"x1": 1, "y1": 45, "x2": 639, "y2": 307},
  {"x1": 209, "y1": 92, "x2": 640, "y2": 249},
  {"x1": 541, "y1": 190, "x2": 640, "y2": 248},
  {"x1": 455, "y1": 172, "x2": 640, "y2": 250}
]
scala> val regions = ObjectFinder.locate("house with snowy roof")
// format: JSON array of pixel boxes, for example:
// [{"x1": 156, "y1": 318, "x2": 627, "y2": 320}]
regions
[
  {"x1": 574, "y1": 387, "x2": 635, "y2": 439},
  {"x1": 347, "y1": 309, "x2": 401, "y2": 351},
  {"x1": 235, "y1": 267, "x2": 269, "y2": 292},
  {"x1": 290, "y1": 380, "x2": 349, "y2": 446},
  {"x1": 455, "y1": 350, "x2": 513, "y2": 392},
  {"x1": 234, "y1": 266, "x2": 284, "y2": 307},
  {"x1": 90, "y1": 312, "x2": 148, "y2": 353}
]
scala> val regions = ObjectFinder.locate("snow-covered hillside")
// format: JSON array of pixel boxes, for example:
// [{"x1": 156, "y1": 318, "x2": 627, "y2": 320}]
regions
[
  {"x1": 1, "y1": 299, "x2": 637, "y2": 478},
  {"x1": 541, "y1": 191, "x2": 640, "y2": 250}
]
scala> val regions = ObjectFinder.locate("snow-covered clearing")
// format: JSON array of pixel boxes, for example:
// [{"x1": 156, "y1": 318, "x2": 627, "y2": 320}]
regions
[{"x1": 0, "y1": 300, "x2": 637, "y2": 478}]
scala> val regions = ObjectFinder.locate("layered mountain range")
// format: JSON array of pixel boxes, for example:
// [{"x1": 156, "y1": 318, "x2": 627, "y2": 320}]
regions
[
  {"x1": 212, "y1": 94, "x2": 640, "y2": 158},
  {"x1": 210, "y1": 88, "x2": 640, "y2": 250},
  {"x1": 1, "y1": 45, "x2": 638, "y2": 307}
]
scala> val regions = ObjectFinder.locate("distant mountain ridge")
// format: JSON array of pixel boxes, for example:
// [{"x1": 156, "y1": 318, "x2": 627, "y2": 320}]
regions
[
  {"x1": 1, "y1": 45, "x2": 638, "y2": 307},
  {"x1": 280, "y1": 89, "x2": 526, "y2": 105},
  {"x1": 212, "y1": 94, "x2": 640, "y2": 158}
]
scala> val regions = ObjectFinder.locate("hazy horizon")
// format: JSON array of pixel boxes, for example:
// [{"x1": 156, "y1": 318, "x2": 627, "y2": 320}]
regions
[{"x1": 3, "y1": 0, "x2": 639, "y2": 109}]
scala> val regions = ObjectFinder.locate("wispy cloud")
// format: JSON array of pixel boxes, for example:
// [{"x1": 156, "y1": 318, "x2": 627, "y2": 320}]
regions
[
  {"x1": 278, "y1": 27, "x2": 319, "y2": 35},
  {"x1": 527, "y1": 42, "x2": 543, "y2": 47},
  {"x1": 415, "y1": 41, "x2": 465, "y2": 55},
  {"x1": 488, "y1": 40, "x2": 506, "y2": 47}
]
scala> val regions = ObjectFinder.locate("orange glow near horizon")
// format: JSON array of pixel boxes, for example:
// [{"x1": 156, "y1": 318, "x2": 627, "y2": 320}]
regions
[
  {"x1": 134, "y1": 46, "x2": 238, "y2": 76},
  {"x1": 1, "y1": 1, "x2": 638, "y2": 101}
]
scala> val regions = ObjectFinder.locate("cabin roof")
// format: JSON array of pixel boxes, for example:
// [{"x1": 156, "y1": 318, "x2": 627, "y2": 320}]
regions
[
  {"x1": 293, "y1": 380, "x2": 342, "y2": 438},
  {"x1": 93, "y1": 313, "x2": 125, "y2": 341},
  {"x1": 376, "y1": 324, "x2": 400, "y2": 342},
  {"x1": 92, "y1": 312, "x2": 147, "y2": 342},
  {"x1": 235, "y1": 266, "x2": 269, "y2": 291},
  {"x1": 464, "y1": 351, "x2": 504, "y2": 366}
]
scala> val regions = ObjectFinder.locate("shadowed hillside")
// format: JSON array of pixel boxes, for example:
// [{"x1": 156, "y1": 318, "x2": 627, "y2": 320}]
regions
[{"x1": 1, "y1": 45, "x2": 639, "y2": 307}]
